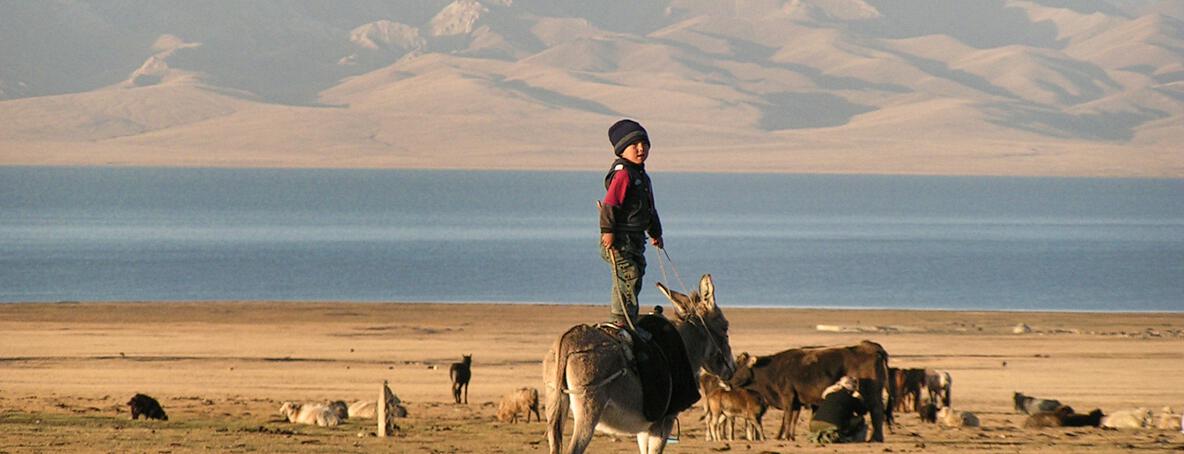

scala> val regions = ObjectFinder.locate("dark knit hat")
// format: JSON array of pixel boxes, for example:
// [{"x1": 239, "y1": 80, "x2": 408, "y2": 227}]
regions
[{"x1": 608, "y1": 119, "x2": 649, "y2": 155}]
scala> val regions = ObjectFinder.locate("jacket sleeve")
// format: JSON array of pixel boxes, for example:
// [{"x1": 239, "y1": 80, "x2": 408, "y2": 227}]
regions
[
  {"x1": 600, "y1": 170, "x2": 629, "y2": 233},
  {"x1": 647, "y1": 207, "x2": 663, "y2": 239}
]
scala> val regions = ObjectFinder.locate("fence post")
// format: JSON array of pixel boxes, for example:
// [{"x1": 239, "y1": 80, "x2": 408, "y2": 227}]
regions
[{"x1": 378, "y1": 380, "x2": 395, "y2": 437}]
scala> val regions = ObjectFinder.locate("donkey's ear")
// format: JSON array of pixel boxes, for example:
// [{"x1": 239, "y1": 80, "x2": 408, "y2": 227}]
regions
[
  {"x1": 656, "y1": 282, "x2": 692, "y2": 317},
  {"x1": 698, "y1": 274, "x2": 715, "y2": 308}
]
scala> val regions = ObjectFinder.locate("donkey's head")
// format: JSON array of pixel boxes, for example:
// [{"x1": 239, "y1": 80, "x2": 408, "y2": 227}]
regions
[{"x1": 656, "y1": 274, "x2": 735, "y2": 380}]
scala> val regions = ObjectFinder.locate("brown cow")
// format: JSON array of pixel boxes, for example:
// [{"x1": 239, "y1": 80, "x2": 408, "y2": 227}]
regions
[
  {"x1": 888, "y1": 367, "x2": 925, "y2": 413},
  {"x1": 730, "y1": 340, "x2": 891, "y2": 442}
]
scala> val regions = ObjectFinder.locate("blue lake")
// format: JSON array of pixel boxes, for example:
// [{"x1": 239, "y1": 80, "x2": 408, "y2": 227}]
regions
[{"x1": 1, "y1": 167, "x2": 1181, "y2": 312}]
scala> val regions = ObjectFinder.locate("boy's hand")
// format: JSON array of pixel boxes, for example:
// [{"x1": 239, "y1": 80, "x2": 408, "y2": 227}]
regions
[
  {"x1": 601, "y1": 232, "x2": 614, "y2": 249},
  {"x1": 651, "y1": 236, "x2": 664, "y2": 249}
]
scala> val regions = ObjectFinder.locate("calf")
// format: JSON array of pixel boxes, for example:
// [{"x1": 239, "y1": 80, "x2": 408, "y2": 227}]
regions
[
  {"x1": 1014, "y1": 392, "x2": 1061, "y2": 415},
  {"x1": 127, "y1": 393, "x2": 168, "y2": 421},
  {"x1": 449, "y1": 354, "x2": 472, "y2": 404},
  {"x1": 703, "y1": 380, "x2": 767, "y2": 441},
  {"x1": 496, "y1": 387, "x2": 541, "y2": 423}
]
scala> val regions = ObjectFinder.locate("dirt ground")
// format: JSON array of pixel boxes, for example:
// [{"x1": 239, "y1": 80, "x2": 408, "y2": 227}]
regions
[{"x1": 1, "y1": 301, "x2": 1182, "y2": 453}]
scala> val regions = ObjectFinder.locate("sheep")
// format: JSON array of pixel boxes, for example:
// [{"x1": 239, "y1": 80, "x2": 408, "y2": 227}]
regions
[
  {"x1": 1101, "y1": 407, "x2": 1151, "y2": 429},
  {"x1": 326, "y1": 400, "x2": 349, "y2": 420},
  {"x1": 1154, "y1": 406, "x2": 1181, "y2": 430},
  {"x1": 938, "y1": 407, "x2": 979, "y2": 428},
  {"x1": 127, "y1": 393, "x2": 168, "y2": 421},
  {"x1": 449, "y1": 354, "x2": 472, "y2": 404},
  {"x1": 496, "y1": 387, "x2": 541, "y2": 423},
  {"x1": 279, "y1": 401, "x2": 341, "y2": 427},
  {"x1": 349, "y1": 400, "x2": 377, "y2": 419},
  {"x1": 349, "y1": 392, "x2": 408, "y2": 420}
]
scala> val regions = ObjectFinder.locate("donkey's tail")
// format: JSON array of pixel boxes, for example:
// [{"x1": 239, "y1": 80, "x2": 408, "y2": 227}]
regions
[{"x1": 546, "y1": 326, "x2": 578, "y2": 453}]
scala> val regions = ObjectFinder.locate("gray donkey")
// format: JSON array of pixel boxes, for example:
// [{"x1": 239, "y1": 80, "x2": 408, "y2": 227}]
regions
[{"x1": 544, "y1": 274, "x2": 736, "y2": 454}]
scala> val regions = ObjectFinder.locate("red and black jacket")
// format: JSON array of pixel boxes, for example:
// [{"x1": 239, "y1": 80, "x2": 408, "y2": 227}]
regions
[{"x1": 600, "y1": 158, "x2": 662, "y2": 239}]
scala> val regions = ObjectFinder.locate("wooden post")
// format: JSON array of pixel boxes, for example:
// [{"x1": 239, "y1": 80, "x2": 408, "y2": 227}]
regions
[{"x1": 378, "y1": 380, "x2": 395, "y2": 437}]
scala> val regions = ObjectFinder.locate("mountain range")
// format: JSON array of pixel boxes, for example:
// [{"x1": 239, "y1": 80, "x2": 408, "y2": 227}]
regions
[{"x1": 1, "y1": 0, "x2": 1181, "y2": 176}]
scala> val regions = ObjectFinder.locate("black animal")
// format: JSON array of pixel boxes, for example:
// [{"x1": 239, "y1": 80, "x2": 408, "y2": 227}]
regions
[
  {"x1": 450, "y1": 354, "x2": 472, "y2": 404},
  {"x1": 127, "y1": 393, "x2": 168, "y2": 421},
  {"x1": 919, "y1": 400, "x2": 938, "y2": 423},
  {"x1": 1062, "y1": 408, "x2": 1105, "y2": 427}
]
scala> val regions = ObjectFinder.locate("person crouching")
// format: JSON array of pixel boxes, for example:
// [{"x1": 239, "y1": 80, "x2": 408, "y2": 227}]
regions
[{"x1": 808, "y1": 376, "x2": 868, "y2": 444}]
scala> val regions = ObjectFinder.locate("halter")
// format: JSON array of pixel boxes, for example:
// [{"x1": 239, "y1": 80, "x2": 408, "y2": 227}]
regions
[{"x1": 659, "y1": 248, "x2": 733, "y2": 378}]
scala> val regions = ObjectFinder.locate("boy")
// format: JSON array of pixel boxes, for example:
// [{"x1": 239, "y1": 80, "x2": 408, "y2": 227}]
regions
[{"x1": 600, "y1": 119, "x2": 663, "y2": 331}]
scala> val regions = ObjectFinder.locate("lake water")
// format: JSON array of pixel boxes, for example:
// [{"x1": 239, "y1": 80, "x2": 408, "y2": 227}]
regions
[{"x1": 1, "y1": 167, "x2": 1181, "y2": 312}]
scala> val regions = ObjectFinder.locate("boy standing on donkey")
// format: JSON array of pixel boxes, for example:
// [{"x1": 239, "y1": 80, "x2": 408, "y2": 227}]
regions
[{"x1": 599, "y1": 119, "x2": 663, "y2": 334}]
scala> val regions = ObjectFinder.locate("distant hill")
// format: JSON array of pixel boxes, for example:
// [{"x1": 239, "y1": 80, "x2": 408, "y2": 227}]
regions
[{"x1": 1, "y1": 0, "x2": 1181, "y2": 177}]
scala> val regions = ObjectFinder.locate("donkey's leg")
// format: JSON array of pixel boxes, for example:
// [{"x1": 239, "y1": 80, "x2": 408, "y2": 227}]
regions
[
  {"x1": 566, "y1": 392, "x2": 604, "y2": 454},
  {"x1": 638, "y1": 415, "x2": 675, "y2": 454}
]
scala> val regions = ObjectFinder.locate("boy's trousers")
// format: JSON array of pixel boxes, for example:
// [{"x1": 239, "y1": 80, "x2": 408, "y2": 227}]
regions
[{"x1": 601, "y1": 232, "x2": 647, "y2": 323}]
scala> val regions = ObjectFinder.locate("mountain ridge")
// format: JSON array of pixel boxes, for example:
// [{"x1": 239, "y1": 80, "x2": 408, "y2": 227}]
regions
[{"x1": 0, "y1": 0, "x2": 1180, "y2": 177}]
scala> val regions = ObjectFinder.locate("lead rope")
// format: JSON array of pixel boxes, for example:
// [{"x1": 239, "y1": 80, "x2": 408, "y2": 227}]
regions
[{"x1": 655, "y1": 246, "x2": 690, "y2": 297}]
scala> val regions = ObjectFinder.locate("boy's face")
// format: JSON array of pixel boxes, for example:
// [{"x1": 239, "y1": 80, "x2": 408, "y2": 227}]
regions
[{"x1": 620, "y1": 141, "x2": 650, "y2": 165}]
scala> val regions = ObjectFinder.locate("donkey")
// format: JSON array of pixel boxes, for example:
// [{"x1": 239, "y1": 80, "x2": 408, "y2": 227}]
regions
[
  {"x1": 543, "y1": 274, "x2": 736, "y2": 454},
  {"x1": 450, "y1": 354, "x2": 472, "y2": 404}
]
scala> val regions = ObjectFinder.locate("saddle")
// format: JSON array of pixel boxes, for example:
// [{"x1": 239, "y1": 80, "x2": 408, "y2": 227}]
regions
[{"x1": 602, "y1": 314, "x2": 700, "y2": 421}]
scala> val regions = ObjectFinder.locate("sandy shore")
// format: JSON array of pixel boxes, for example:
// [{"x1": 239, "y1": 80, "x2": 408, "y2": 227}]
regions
[{"x1": 1, "y1": 301, "x2": 1182, "y2": 453}]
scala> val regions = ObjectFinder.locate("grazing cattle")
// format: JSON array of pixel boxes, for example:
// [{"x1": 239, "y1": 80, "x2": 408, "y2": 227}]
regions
[
  {"x1": 924, "y1": 369, "x2": 952, "y2": 408},
  {"x1": 450, "y1": 354, "x2": 472, "y2": 404},
  {"x1": 497, "y1": 387, "x2": 541, "y2": 423},
  {"x1": 938, "y1": 407, "x2": 979, "y2": 428},
  {"x1": 703, "y1": 380, "x2": 767, "y2": 441},
  {"x1": 326, "y1": 400, "x2": 349, "y2": 420},
  {"x1": 279, "y1": 401, "x2": 341, "y2": 427},
  {"x1": 888, "y1": 367, "x2": 925, "y2": 413},
  {"x1": 127, "y1": 393, "x2": 168, "y2": 421},
  {"x1": 1014, "y1": 392, "x2": 1062, "y2": 415},
  {"x1": 1101, "y1": 408, "x2": 1151, "y2": 429},
  {"x1": 730, "y1": 340, "x2": 891, "y2": 442}
]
